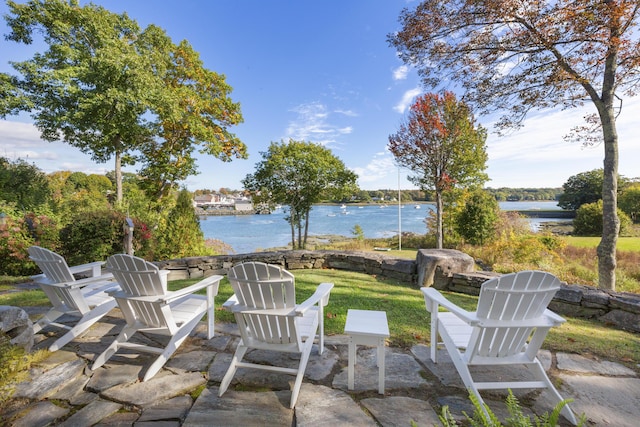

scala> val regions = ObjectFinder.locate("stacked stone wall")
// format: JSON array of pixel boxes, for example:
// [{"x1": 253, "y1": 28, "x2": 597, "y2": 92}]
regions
[{"x1": 157, "y1": 249, "x2": 640, "y2": 334}]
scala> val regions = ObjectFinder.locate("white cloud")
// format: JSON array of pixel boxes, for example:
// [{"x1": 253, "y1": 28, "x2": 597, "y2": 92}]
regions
[
  {"x1": 393, "y1": 87, "x2": 421, "y2": 114},
  {"x1": 392, "y1": 65, "x2": 409, "y2": 81},
  {"x1": 334, "y1": 109, "x2": 358, "y2": 117},
  {"x1": 352, "y1": 151, "x2": 396, "y2": 185},
  {"x1": 286, "y1": 102, "x2": 355, "y2": 146}
]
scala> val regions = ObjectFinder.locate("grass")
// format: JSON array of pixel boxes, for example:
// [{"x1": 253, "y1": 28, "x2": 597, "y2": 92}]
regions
[
  {"x1": 563, "y1": 236, "x2": 640, "y2": 252},
  {"x1": 2, "y1": 268, "x2": 638, "y2": 372},
  {"x1": 168, "y1": 269, "x2": 640, "y2": 369}
]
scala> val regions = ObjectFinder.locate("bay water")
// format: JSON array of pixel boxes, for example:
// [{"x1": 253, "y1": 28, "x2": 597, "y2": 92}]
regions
[{"x1": 199, "y1": 201, "x2": 565, "y2": 254}]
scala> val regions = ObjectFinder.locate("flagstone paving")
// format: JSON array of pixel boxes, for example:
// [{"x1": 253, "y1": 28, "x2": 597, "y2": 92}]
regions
[{"x1": 3, "y1": 309, "x2": 639, "y2": 426}]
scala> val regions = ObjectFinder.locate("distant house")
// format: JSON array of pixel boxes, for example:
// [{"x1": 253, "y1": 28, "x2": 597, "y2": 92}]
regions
[
  {"x1": 234, "y1": 199, "x2": 253, "y2": 211},
  {"x1": 194, "y1": 194, "x2": 218, "y2": 206}
]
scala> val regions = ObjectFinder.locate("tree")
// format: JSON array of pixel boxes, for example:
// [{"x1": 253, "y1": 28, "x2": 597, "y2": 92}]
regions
[
  {"x1": 243, "y1": 139, "x2": 358, "y2": 249},
  {"x1": 389, "y1": 1, "x2": 640, "y2": 290},
  {"x1": 137, "y1": 40, "x2": 246, "y2": 199},
  {"x1": 558, "y1": 169, "x2": 605, "y2": 211},
  {"x1": 573, "y1": 200, "x2": 631, "y2": 236},
  {"x1": 455, "y1": 189, "x2": 499, "y2": 245},
  {"x1": 618, "y1": 183, "x2": 640, "y2": 223},
  {"x1": 388, "y1": 92, "x2": 488, "y2": 248},
  {"x1": 4, "y1": 0, "x2": 245, "y2": 204},
  {"x1": 0, "y1": 156, "x2": 50, "y2": 211},
  {"x1": 5, "y1": 0, "x2": 158, "y2": 203},
  {"x1": 156, "y1": 189, "x2": 207, "y2": 259}
]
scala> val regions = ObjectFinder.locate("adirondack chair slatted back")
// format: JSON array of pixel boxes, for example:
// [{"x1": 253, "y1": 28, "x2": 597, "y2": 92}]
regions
[
  {"x1": 470, "y1": 271, "x2": 560, "y2": 359},
  {"x1": 28, "y1": 246, "x2": 91, "y2": 313},
  {"x1": 228, "y1": 262, "x2": 301, "y2": 347},
  {"x1": 106, "y1": 254, "x2": 172, "y2": 330},
  {"x1": 228, "y1": 262, "x2": 296, "y2": 309},
  {"x1": 28, "y1": 246, "x2": 76, "y2": 283}
]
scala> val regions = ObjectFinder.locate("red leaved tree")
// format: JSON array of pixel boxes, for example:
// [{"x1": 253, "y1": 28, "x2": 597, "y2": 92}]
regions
[{"x1": 388, "y1": 92, "x2": 488, "y2": 249}]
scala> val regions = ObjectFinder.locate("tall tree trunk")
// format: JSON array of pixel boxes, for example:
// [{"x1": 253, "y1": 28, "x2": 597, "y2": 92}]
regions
[
  {"x1": 289, "y1": 207, "x2": 296, "y2": 248},
  {"x1": 115, "y1": 149, "x2": 123, "y2": 204},
  {"x1": 303, "y1": 210, "x2": 310, "y2": 249},
  {"x1": 597, "y1": 106, "x2": 619, "y2": 291},
  {"x1": 595, "y1": 8, "x2": 620, "y2": 291},
  {"x1": 435, "y1": 189, "x2": 443, "y2": 249}
]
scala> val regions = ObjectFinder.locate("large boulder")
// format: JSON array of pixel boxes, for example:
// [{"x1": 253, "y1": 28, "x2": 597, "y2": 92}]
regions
[
  {"x1": 0, "y1": 305, "x2": 34, "y2": 352},
  {"x1": 416, "y1": 249, "x2": 475, "y2": 289}
]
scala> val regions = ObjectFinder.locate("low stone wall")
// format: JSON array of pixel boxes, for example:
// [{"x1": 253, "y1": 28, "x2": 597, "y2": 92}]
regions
[
  {"x1": 157, "y1": 249, "x2": 640, "y2": 334},
  {"x1": 156, "y1": 250, "x2": 417, "y2": 283}
]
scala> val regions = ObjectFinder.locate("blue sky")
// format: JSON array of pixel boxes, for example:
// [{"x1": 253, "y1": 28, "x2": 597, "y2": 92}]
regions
[{"x1": 1, "y1": 0, "x2": 639, "y2": 191}]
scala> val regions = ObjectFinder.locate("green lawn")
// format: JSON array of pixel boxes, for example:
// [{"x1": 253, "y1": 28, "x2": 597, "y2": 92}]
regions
[
  {"x1": 3, "y1": 269, "x2": 638, "y2": 371},
  {"x1": 563, "y1": 236, "x2": 640, "y2": 252}
]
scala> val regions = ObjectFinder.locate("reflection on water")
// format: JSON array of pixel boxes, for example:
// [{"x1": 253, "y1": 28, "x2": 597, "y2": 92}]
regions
[{"x1": 200, "y1": 201, "x2": 566, "y2": 254}]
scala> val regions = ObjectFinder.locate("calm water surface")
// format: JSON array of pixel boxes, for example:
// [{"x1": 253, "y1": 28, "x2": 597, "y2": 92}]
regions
[{"x1": 199, "y1": 201, "x2": 564, "y2": 254}]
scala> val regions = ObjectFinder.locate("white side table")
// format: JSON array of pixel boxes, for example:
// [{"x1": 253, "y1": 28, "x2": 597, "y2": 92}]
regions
[{"x1": 344, "y1": 309, "x2": 390, "y2": 394}]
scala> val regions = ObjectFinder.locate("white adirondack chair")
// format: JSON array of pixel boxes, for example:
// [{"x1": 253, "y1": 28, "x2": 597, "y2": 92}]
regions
[
  {"x1": 28, "y1": 246, "x2": 119, "y2": 351},
  {"x1": 422, "y1": 270, "x2": 577, "y2": 425},
  {"x1": 218, "y1": 262, "x2": 334, "y2": 408},
  {"x1": 91, "y1": 254, "x2": 222, "y2": 381}
]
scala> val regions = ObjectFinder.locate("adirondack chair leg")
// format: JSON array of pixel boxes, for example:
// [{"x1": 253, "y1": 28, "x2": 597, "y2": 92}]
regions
[
  {"x1": 48, "y1": 300, "x2": 117, "y2": 352},
  {"x1": 317, "y1": 305, "x2": 324, "y2": 355},
  {"x1": 529, "y1": 361, "x2": 578, "y2": 425},
  {"x1": 142, "y1": 315, "x2": 202, "y2": 382},
  {"x1": 290, "y1": 338, "x2": 315, "y2": 408},
  {"x1": 218, "y1": 344, "x2": 249, "y2": 396},
  {"x1": 32, "y1": 308, "x2": 65, "y2": 334},
  {"x1": 92, "y1": 324, "x2": 138, "y2": 371}
]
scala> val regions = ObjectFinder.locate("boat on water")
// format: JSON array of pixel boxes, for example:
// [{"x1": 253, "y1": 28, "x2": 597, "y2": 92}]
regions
[{"x1": 414, "y1": 205, "x2": 421, "y2": 209}]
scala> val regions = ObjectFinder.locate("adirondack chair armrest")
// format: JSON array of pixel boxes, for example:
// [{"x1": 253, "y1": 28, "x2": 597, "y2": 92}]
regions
[
  {"x1": 294, "y1": 282, "x2": 334, "y2": 315},
  {"x1": 237, "y1": 306, "x2": 299, "y2": 316},
  {"x1": 46, "y1": 273, "x2": 115, "y2": 290},
  {"x1": 68, "y1": 261, "x2": 106, "y2": 277},
  {"x1": 543, "y1": 309, "x2": 567, "y2": 325},
  {"x1": 162, "y1": 274, "x2": 223, "y2": 303},
  {"x1": 222, "y1": 294, "x2": 239, "y2": 311},
  {"x1": 421, "y1": 287, "x2": 478, "y2": 325}
]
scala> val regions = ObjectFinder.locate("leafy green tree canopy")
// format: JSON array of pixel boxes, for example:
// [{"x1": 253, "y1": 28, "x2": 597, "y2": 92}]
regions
[
  {"x1": 454, "y1": 189, "x2": 499, "y2": 246},
  {"x1": 0, "y1": 156, "x2": 50, "y2": 211},
  {"x1": 243, "y1": 139, "x2": 358, "y2": 249},
  {"x1": 4, "y1": 0, "x2": 245, "y2": 203}
]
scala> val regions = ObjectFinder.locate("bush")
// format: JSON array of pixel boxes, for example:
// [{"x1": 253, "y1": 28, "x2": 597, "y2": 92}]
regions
[
  {"x1": 573, "y1": 200, "x2": 632, "y2": 236},
  {"x1": 454, "y1": 190, "x2": 499, "y2": 245},
  {"x1": 59, "y1": 210, "x2": 123, "y2": 265},
  {"x1": 0, "y1": 216, "x2": 37, "y2": 276}
]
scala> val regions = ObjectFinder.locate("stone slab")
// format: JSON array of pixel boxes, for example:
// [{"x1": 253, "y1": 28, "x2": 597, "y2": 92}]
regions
[
  {"x1": 166, "y1": 350, "x2": 217, "y2": 373},
  {"x1": 360, "y1": 396, "x2": 440, "y2": 427},
  {"x1": 14, "y1": 358, "x2": 86, "y2": 399},
  {"x1": 57, "y1": 398, "x2": 122, "y2": 427},
  {"x1": 100, "y1": 371, "x2": 206, "y2": 408},
  {"x1": 536, "y1": 374, "x2": 640, "y2": 427},
  {"x1": 296, "y1": 383, "x2": 377, "y2": 426},
  {"x1": 556, "y1": 352, "x2": 637, "y2": 376},
  {"x1": 183, "y1": 386, "x2": 293, "y2": 426},
  {"x1": 11, "y1": 401, "x2": 69, "y2": 427},
  {"x1": 137, "y1": 395, "x2": 193, "y2": 422},
  {"x1": 333, "y1": 347, "x2": 429, "y2": 392}
]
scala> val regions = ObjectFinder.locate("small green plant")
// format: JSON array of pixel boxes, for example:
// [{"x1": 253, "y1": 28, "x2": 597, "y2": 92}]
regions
[
  {"x1": 352, "y1": 224, "x2": 365, "y2": 241},
  {"x1": 0, "y1": 333, "x2": 48, "y2": 404},
  {"x1": 438, "y1": 390, "x2": 584, "y2": 427}
]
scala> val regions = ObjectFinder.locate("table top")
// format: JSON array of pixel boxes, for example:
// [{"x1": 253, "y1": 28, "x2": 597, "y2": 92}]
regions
[{"x1": 344, "y1": 309, "x2": 389, "y2": 337}]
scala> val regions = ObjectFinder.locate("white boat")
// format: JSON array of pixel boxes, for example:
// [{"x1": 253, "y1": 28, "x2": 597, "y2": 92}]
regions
[
  {"x1": 414, "y1": 205, "x2": 421, "y2": 209},
  {"x1": 340, "y1": 204, "x2": 347, "y2": 209}
]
